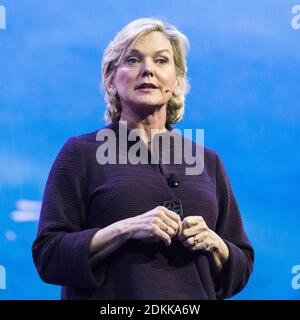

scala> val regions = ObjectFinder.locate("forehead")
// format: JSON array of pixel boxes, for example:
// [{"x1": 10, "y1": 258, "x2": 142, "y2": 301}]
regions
[{"x1": 127, "y1": 31, "x2": 174, "y2": 56}]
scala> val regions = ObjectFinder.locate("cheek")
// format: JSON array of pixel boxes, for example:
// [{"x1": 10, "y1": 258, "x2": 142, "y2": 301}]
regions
[
  {"x1": 160, "y1": 68, "x2": 177, "y2": 86},
  {"x1": 116, "y1": 67, "x2": 137, "y2": 83},
  {"x1": 115, "y1": 72, "x2": 138, "y2": 96}
]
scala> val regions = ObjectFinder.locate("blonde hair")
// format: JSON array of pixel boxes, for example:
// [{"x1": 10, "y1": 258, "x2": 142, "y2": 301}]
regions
[{"x1": 101, "y1": 17, "x2": 190, "y2": 125}]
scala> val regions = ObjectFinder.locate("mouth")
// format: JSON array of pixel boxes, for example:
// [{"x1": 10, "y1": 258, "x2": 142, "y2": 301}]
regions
[{"x1": 135, "y1": 83, "x2": 159, "y2": 90}]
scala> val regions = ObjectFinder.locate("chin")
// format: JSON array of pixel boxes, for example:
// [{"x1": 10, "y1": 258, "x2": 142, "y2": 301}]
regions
[{"x1": 134, "y1": 98, "x2": 165, "y2": 107}]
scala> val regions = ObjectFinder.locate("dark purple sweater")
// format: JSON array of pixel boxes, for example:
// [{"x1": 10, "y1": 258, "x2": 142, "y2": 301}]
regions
[{"x1": 32, "y1": 121, "x2": 254, "y2": 300}]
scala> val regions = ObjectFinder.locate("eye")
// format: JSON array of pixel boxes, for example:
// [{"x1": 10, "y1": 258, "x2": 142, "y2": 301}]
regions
[
  {"x1": 126, "y1": 56, "x2": 140, "y2": 64},
  {"x1": 156, "y1": 57, "x2": 168, "y2": 64}
]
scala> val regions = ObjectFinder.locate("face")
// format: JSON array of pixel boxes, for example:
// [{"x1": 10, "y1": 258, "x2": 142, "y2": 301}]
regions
[{"x1": 112, "y1": 31, "x2": 180, "y2": 117}]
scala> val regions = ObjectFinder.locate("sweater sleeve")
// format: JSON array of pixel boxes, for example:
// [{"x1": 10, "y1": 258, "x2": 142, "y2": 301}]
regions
[
  {"x1": 32, "y1": 137, "x2": 103, "y2": 288},
  {"x1": 213, "y1": 152, "x2": 254, "y2": 299}
]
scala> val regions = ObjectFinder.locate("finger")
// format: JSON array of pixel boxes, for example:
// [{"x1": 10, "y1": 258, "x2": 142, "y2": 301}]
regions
[
  {"x1": 179, "y1": 225, "x2": 209, "y2": 241},
  {"x1": 161, "y1": 207, "x2": 183, "y2": 234},
  {"x1": 160, "y1": 206, "x2": 182, "y2": 222},
  {"x1": 164, "y1": 216, "x2": 182, "y2": 236},
  {"x1": 183, "y1": 216, "x2": 206, "y2": 228},
  {"x1": 191, "y1": 238, "x2": 215, "y2": 252},
  {"x1": 181, "y1": 217, "x2": 207, "y2": 238},
  {"x1": 153, "y1": 225, "x2": 172, "y2": 246},
  {"x1": 157, "y1": 208, "x2": 181, "y2": 235},
  {"x1": 159, "y1": 220, "x2": 176, "y2": 238},
  {"x1": 183, "y1": 236, "x2": 215, "y2": 252},
  {"x1": 152, "y1": 213, "x2": 180, "y2": 236},
  {"x1": 182, "y1": 236, "x2": 195, "y2": 248}
]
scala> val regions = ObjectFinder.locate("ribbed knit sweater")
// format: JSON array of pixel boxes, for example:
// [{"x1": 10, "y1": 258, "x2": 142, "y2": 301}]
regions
[{"x1": 32, "y1": 121, "x2": 254, "y2": 299}]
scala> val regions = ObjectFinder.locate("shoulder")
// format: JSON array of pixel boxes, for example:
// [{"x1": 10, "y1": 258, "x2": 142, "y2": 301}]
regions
[
  {"x1": 203, "y1": 145, "x2": 218, "y2": 163},
  {"x1": 56, "y1": 124, "x2": 116, "y2": 169},
  {"x1": 63, "y1": 123, "x2": 114, "y2": 151},
  {"x1": 53, "y1": 128, "x2": 105, "y2": 168},
  {"x1": 66, "y1": 129, "x2": 100, "y2": 147}
]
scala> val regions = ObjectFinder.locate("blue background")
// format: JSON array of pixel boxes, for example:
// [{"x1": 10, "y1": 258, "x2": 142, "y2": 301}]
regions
[{"x1": 0, "y1": 0, "x2": 299, "y2": 299}]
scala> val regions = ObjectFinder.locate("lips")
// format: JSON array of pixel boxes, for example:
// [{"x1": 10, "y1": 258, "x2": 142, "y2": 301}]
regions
[{"x1": 136, "y1": 83, "x2": 158, "y2": 90}]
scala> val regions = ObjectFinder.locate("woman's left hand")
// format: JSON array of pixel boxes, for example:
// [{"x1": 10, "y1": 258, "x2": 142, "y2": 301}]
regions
[{"x1": 178, "y1": 216, "x2": 229, "y2": 271}]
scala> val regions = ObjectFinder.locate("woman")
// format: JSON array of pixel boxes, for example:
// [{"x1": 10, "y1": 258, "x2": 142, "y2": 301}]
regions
[{"x1": 32, "y1": 17, "x2": 254, "y2": 299}]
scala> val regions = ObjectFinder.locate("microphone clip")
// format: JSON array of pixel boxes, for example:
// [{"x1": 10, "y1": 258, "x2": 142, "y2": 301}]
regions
[{"x1": 167, "y1": 173, "x2": 179, "y2": 188}]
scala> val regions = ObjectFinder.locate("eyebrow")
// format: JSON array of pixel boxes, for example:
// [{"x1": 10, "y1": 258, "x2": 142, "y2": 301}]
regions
[{"x1": 125, "y1": 49, "x2": 171, "y2": 56}]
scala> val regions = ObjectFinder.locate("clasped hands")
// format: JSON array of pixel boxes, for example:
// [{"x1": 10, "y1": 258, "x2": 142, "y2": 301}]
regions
[{"x1": 128, "y1": 206, "x2": 229, "y2": 270}]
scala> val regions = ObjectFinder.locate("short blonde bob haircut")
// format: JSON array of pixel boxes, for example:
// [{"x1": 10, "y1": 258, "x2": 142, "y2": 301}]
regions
[{"x1": 101, "y1": 17, "x2": 190, "y2": 126}]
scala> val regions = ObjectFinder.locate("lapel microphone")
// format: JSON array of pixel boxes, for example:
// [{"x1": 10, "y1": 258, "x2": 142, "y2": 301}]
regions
[
  {"x1": 167, "y1": 173, "x2": 179, "y2": 188},
  {"x1": 165, "y1": 88, "x2": 176, "y2": 95}
]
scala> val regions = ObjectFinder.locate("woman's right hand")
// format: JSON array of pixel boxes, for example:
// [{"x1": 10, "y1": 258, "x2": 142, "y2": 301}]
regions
[{"x1": 125, "y1": 206, "x2": 183, "y2": 247}]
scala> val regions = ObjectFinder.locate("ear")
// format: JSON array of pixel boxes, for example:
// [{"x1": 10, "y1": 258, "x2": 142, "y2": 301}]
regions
[
  {"x1": 174, "y1": 76, "x2": 182, "y2": 96},
  {"x1": 108, "y1": 78, "x2": 117, "y2": 95},
  {"x1": 109, "y1": 86, "x2": 117, "y2": 95}
]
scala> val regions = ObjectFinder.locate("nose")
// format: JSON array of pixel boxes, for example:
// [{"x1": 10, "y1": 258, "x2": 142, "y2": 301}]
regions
[{"x1": 141, "y1": 59, "x2": 154, "y2": 77}]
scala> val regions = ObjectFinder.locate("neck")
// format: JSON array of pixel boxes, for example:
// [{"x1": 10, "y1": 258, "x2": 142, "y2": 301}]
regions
[{"x1": 120, "y1": 105, "x2": 167, "y2": 144}]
